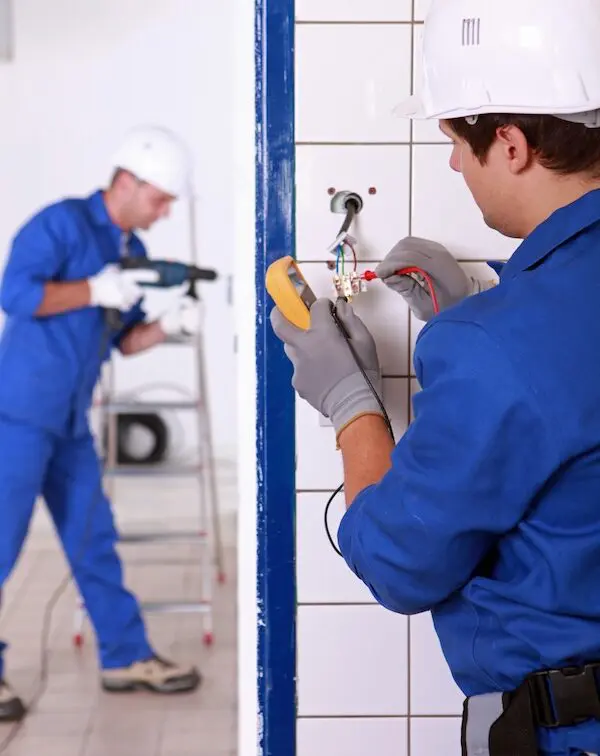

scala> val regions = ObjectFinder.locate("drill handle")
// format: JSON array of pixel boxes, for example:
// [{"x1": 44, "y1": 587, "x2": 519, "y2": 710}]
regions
[
  {"x1": 105, "y1": 308, "x2": 123, "y2": 331},
  {"x1": 118, "y1": 257, "x2": 149, "y2": 271}
]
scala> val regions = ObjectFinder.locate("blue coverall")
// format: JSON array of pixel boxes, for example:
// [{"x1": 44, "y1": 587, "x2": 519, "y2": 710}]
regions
[
  {"x1": 0, "y1": 190, "x2": 155, "y2": 675},
  {"x1": 338, "y1": 188, "x2": 600, "y2": 755}
]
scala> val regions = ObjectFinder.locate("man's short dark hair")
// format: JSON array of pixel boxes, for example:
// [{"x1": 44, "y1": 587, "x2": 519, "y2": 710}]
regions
[{"x1": 447, "y1": 114, "x2": 600, "y2": 177}]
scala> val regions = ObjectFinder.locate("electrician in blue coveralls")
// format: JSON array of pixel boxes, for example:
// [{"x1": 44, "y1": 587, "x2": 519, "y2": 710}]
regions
[
  {"x1": 0, "y1": 125, "x2": 204, "y2": 722},
  {"x1": 272, "y1": 1, "x2": 600, "y2": 754}
]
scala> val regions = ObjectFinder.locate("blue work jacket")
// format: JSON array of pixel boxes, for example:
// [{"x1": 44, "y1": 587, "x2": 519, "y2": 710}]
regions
[
  {"x1": 338, "y1": 188, "x2": 600, "y2": 753},
  {"x1": 0, "y1": 190, "x2": 146, "y2": 438}
]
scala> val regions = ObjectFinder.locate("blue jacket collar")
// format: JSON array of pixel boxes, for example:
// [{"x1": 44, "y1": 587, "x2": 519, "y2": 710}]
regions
[
  {"x1": 87, "y1": 189, "x2": 119, "y2": 229},
  {"x1": 500, "y1": 188, "x2": 600, "y2": 279}
]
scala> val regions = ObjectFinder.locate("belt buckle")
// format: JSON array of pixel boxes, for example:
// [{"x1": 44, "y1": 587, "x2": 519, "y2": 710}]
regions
[{"x1": 528, "y1": 664, "x2": 600, "y2": 728}]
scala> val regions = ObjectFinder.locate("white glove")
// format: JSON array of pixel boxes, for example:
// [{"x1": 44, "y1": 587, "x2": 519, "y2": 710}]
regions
[
  {"x1": 88, "y1": 264, "x2": 160, "y2": 311},
  {"x1": 141, "y1": 282, "x2": 190, "y2": 321},
  {"x1": 159, "y1": 296, "x2": 203, "y2": 336}
]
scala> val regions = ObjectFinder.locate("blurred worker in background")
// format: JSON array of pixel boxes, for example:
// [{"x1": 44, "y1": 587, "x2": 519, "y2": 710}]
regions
[
  {"x1": 272, "y1": 0, "x2": 600, "y2": 754},
  {"x1": 0, "y1": 125, "x2": 202, "y2": 722}
]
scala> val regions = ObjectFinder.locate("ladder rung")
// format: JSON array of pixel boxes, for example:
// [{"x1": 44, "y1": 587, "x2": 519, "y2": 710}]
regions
[
  {"x1": 103, "y1": 464, "x2": 203, "y2": 477},
  {"x1": 101, "y1": 400, "x2": 200, "y2": 412},
  {"x1": 119, "y1": 530, "x2": 207, "y2": 544},
  {"x1": 162, "y1": 334, "x2": 199, "y2": 345},
  {"x1": 140, "y1": 601, "x2": 210, "y2": 614}
]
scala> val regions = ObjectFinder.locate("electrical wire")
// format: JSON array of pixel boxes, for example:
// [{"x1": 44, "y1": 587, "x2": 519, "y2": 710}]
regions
[
  {"x1": 325, "y1": 197, "x2": 362, "y2": 256},
  {"x1": 105, "y1": 381, "x2": 196, "y2": 464},
  {"x1": 0, "y1": 324, "x2": 115, "y2": 755},
  {"x1": 337, "y1": 198, "x2": 360, "y2": 238},
  {"x1": 361, "y1": 267, "x2": 441, "y2": 313},
  {"x1": 323, "y1": 267, "x2": 440, "y2": 557},
  {"x1": 343, "y1": 239, "x2": 358, "y2": 272},
  {"x1": 333, "y1": 241, "x2": 357, "y2": 282},
  {"x1": 93, "y1": 380, "x2": 204, "y2": 471}
]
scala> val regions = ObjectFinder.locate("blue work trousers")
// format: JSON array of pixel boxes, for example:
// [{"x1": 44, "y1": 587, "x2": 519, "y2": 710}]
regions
[{"x1": 0, "y1": 415, "x2": 154, "y2": 675}]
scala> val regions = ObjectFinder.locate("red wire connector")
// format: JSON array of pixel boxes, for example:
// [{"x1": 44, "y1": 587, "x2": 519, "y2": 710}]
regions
[
  {"x1": 361, "y1": 267, "x2": 440, "y2": 315},
  {"x1": 362, "y1": 270, "x2": 378, "y2": 282}
]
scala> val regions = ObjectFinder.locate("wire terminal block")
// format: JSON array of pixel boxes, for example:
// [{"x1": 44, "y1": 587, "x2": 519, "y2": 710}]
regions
[{"x1": 333, "y1": 272, "x2": 368, "y2": 300}]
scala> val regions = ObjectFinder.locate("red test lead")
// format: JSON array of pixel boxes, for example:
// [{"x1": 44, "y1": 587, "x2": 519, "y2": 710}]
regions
[{"x1": 360, "y1": 267, "x2": 440, "y2": 315}]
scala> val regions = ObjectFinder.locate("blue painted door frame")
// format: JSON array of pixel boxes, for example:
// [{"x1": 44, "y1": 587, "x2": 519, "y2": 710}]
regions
[{"x1": 255, "y1": 0, "x2": 297, "y2": 754}]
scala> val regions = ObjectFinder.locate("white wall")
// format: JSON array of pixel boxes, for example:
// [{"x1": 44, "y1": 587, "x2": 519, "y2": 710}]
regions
[
  {"x1": 233, "y1": 0, "x2": 258, "y2": 753},
  {"x1": 0, "y1": 0, "x2": 236, "y2": 463},
  {"x1": 293, "y1": 4, "x2": 517, "y2": 756}
]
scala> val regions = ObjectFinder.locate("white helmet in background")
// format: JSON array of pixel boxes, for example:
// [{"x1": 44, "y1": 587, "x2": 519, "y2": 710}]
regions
[
  {"x1": 396, "y1": 0, "x2": 600, "y2": 127},
  {"x1": 110, "y1": 125, "x2": 193, "y2": 197}
]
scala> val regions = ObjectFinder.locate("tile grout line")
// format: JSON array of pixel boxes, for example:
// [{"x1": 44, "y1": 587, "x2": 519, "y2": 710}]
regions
[
  {"x1": 295, "y1": 20, "x2": 424, "y2": 25},
  {"x1": 295, "y1": 258, "x2": 508, "y2": 265},
  {"x1": 298, "y1": 601, "x2": 377, "y2": 607},
  {"x1": 295, "y1": 141, "x2": 447, "y2": 146},
  {"x1": 77, "y1": 704, "x2": 97, "y2": 756},
  {"x1": 297, "y1": 714, "x2": 461, "y2": 719},
  {"x1": 406, "y1": 11, "x2": 417, "y2": 755}
]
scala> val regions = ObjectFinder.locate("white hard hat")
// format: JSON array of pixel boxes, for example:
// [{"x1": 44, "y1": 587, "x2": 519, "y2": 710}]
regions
[
  {"x1": 110, "y1": 125, "x2": 193, "y2": 197},
  {"x1": 396, "y1": 0, "x2": 600, "y2": 127}
]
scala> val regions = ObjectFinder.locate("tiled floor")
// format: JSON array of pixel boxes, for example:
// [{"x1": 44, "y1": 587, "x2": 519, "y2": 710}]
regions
[{"x1": 0, "y1": 469, "x2": 238, "y2": 756}]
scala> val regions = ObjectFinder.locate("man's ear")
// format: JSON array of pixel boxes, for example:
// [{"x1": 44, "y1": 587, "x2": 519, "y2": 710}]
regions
[{"x1": 495, "y1": 124, "x2": 533, "y2": 174}]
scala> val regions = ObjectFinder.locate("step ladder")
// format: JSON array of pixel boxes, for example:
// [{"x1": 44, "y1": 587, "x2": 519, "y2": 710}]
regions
[{"x1": 72, "y1": 199, "x2": 225, "y2": 648}]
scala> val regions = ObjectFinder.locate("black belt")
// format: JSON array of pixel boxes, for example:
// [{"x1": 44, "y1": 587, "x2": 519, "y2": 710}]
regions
[
  {"x1": 463, "y1": 663, "x2": 600, "y2": 756},
  {"x1": 526, "y1": 664, "x2": 600, "y2": 729}
]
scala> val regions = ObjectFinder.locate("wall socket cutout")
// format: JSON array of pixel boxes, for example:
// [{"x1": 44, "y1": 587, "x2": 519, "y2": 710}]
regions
[{"x1": 330, "y1": 190, "x2": 364, "y2": 215}]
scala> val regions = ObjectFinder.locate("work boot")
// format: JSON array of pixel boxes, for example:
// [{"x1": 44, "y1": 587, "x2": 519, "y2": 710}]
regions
[
  {"x1": 101, "y1": 655, "x2": 201, "y2": 694},
  {"x1": 0, "y1": 681, "x2": 26, "y2": 721}
]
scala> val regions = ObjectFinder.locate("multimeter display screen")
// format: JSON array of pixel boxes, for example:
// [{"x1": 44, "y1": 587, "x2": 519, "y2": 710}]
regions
[{"x1": 288, "y1": 266, "x2": 317, "y2": 308}]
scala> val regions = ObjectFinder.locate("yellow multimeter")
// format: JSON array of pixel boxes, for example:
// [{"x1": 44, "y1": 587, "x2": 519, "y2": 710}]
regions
[{"x1": 266, "y1": 256, "x2": 317, "y2": 329}]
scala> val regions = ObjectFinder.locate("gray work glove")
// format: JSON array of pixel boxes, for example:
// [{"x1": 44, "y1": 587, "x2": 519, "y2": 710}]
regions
[
  {"x1": 375, "y1": 236, "x2": 491, "y2": 322},
  {"x1": 270, "y1": 298, "x2": 384, "y2": 438}
]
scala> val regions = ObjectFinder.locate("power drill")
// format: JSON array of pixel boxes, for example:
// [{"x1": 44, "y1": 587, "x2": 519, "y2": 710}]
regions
[{"x1": 106, "y1": 257, "x2": 218, "y2": 331}]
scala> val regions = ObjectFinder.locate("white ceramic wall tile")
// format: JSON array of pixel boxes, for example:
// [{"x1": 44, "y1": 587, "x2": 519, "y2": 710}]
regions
[
  {"x1": 298, "y1": 261, "x2": 410, "y2": 374},
  {"x1": 411, "y1": 145, "x2": 520, "y2": 260},
  {"x1": 408, "y1": 262, "x2": 499, "y2": 372},
  {"x1": 297, "y1": 717, "x2": 408, "y2": 756},
  {"x1": 410, "y1": 612, "x2": 463, "y2": 715},
  {"x1": 296, "y1": 0, "x2": 412, "y2": 21},
  {"x1": 296, "y1": 378, "x2": 409, "y2": 490},
  {"x1": 297, "y1": 605, "x2": 408, "y2": 716},
  {"x1": 413, "y1": 0, "x2": 432, "y2": 21},
  {"x1": 296, "y1": 492, "x2": 376, "y2": 604},
  {"x1": 295, "y1": 25, "x2": 412, "y2": 143},
  {"x1": 410, "y1": 717, "x2": 463, "y2": 756},
  {"x1": 411, "y1": 25, "x2": 449, "y2": 144},
  {"x1": 296, "y1": 145, "x2": 410, "y2": 261}
]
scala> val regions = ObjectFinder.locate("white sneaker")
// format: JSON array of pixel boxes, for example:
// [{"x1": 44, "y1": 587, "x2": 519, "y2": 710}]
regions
[{"x1": 101, "y1": 655, "x2": 201, "y2": 694}]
